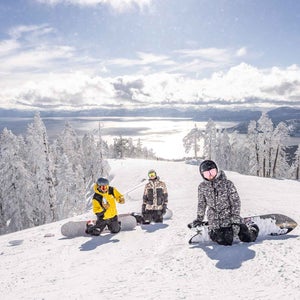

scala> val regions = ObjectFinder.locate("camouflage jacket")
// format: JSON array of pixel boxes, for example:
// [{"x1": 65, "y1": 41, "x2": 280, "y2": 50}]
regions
[
  {"x1": 197, "y1": 170, "x2": 241, "y2": 230},
  {"x1": 143, "y1": 178, "x2": 168, "y2": 210}
]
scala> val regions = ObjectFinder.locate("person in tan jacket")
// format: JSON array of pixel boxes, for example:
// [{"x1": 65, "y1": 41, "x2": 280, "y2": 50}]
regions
[{"x1": 142, "y1": 169, "x2": 168, "y2": 224}]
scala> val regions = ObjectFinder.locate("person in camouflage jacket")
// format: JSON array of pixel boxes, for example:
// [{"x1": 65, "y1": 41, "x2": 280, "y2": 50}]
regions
[
  {"x1": 193, "y1": 160, "x2": 259, "y2": 246},
  {"x1": 142, "y1": 169, "x2": 168, "y2": 224}
]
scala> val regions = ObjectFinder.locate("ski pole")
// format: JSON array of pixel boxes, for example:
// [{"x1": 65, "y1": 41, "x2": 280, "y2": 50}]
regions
[{"x1": 123, "y1": 178, "x2": 147, "y2": 195}]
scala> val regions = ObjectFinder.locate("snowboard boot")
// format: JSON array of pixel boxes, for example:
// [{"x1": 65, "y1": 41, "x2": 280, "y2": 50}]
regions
[
  {"x1": 239, "y1": 223, "x2": 259, "y2": 242},
  {"x1": 249, "y1": 224, "x2": 259, "y2": 241},
  {"x1": 85, "y1": 220, "x2": 101, "y2": 236}
]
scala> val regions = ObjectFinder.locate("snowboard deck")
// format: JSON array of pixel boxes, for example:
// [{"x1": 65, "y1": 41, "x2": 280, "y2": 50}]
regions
[
  {"x1": 61, "y1": 214, "x2": 137, "y2": 238},
  {"x1": 131, "y1": 208, "x2": 173, "y2": 224},
  {"x1": 189, "y1": 213, "x2": 298, "y2": 244}
]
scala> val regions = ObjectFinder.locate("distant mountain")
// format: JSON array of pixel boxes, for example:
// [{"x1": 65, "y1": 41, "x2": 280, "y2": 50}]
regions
[
  {"x1": 227, "y1": 107, "x2": 300, "y2": 137},
  {"x1": 0, "y1": 106, "x2": 261, "y2": 121},
  {"x1": 1, "y1": 106, "x2": 299, "y2": 136}
]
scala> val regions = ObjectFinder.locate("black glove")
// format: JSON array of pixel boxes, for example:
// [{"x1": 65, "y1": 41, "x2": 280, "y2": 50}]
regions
[
  {"x1": 188, "y1": 219, "x2": 205, "y2": 229},
  {"x1": 142, "y1": 204, "x2": 146, "y2": 214},
  {"x1": 162, "y1": 204, "x2": 167, "y2": 215}
]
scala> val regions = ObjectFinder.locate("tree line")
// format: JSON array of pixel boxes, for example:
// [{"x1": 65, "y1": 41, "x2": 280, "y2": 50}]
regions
[
  {"x1": 183, "y1": 112, "x2": 300, "y2": 180},
  {"x1": 0, "y1": 113, "x2": 155, "y2": 235}
]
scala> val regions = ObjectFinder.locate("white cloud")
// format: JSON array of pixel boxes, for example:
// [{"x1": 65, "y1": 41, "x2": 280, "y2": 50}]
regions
[
  {"x1": 1, "y1": 22, "x2": 299, "y2": 110},
  {"x1": 35, "y1": 0, "x2": 153, "y2": 12},
  {"x1": 2, "y1": 63, "x2": 300, "y2": 111},
  {"x1": 236, "y1": 47, "x2": 247, "y2": 57}
]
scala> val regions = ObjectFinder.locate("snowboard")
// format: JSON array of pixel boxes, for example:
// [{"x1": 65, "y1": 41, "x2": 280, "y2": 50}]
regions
[
  {"x1": 61, "y1": 213, "x2": 137, "y2": 238},
  {"x1": 131, "y1": 208, "x2": 173, "y2": 224},
  {"x1": 188, "y1": 213, "x2": 298, "y2": 244}
]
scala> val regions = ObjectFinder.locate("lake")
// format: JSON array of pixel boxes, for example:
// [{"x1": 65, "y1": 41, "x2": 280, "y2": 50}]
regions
[{"x1": 0, "y1": 116, "x2": 238, "y2": 159}]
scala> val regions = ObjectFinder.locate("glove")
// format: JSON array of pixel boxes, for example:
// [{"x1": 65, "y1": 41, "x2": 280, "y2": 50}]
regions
[
  {"x1": 188, "y1": 219, "x2": 204, "y2": 229},
  {"x1": 162, "y1": 204, "x2": 167, "y2": 215},
  {"x1": 118, "y1": 196, "x2": 125, "y2": 204},
  {"x1": 142, "y1": 204, "x2": 146, "y2": 214}
]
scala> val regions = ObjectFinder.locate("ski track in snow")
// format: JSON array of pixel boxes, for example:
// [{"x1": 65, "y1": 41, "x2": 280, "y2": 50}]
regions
[{"x1": 0, "y1": 158, "x2": 300, "y2": 300}]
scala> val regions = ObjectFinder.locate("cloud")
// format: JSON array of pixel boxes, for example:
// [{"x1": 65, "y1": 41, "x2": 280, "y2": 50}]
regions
[
  {"x1": 35, "y1": 0, "x2": 153, "y2": 13},
  {"x1": 1, "y1": 22, "x2": 299, "y2": 110},
  {"x1": 236, "y1": 47, "x2": 247, "y2": 57}
]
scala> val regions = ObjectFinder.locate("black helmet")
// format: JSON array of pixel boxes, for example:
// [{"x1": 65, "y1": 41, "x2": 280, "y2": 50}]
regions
[
  {"x1": 199, "y1": 160, "x2": 218, "y2": 175},
  {"x1": 96, "y1": 177, "x2": 109, "y2": 186}
]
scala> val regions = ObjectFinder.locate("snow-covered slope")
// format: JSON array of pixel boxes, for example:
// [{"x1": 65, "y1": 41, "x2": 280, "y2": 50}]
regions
[{"x1": 1, "y1": 159, "x2": 299, "y2": 300}]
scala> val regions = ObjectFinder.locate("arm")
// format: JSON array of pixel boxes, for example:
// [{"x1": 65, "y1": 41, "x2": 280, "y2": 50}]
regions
[
  {"x1": 228, "y1": 181, "x2": 241, "y2": 224},
  {"x1": 197, "y1": 184, "x2": 207, "y2": 222},
  {"x1": 112, "y1": 187, "x2": 125, "y2": 204},
  {"x1": 162, "y1": 182, "x2": 168, "y2": 205}
]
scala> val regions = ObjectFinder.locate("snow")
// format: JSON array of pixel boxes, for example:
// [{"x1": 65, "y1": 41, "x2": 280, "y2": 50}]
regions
[{"x1": 0, "y1": 158, "x2": 299, "y2": 300}]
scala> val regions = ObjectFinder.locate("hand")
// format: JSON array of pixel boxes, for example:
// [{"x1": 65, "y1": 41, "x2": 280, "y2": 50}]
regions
[
  {"x1": 188, "y1": 219, "x2": 204, "y2": 229},
  {"x1": 119, "y1": 196, "x2": 125, "y2": 204},
  {"x1": 102, "y1": 203, "x2": 110, "y2": 210}
]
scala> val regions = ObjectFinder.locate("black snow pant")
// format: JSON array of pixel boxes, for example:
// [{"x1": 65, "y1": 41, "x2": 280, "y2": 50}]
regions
[
  {"x1": 209, "y1": 224, "x2": 259, "y2": 246},
  {"x1": 238, "y1": 223, "x2": 259, "y2": 242},
  {"x1": 209, "y1": 226, "x2": 234, "y2": 246},
  {"x1": 142, "y1": 210, "x2": 164, "y2": 224},
  {"x1": 87, "y1": 215, "x2": 121, "y2": 236}
]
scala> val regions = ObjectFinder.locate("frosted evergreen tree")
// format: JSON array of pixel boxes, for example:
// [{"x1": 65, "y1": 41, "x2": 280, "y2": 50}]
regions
[
  {"x1": 203, "y1": 119, "x2": 217, "y2": 160},
  {"x1": 215, "y1": 129, "x2": 231, "y2": 170},
  {"x1": 25, "y1": 113, "x2": 57, "y2": 224},
  {"x1": 0, "y1": 129, "x2": 35, "y2": 233},
  {"x1": 183, "y1": 124, "x2": 203, "y2": 159},
  {"x1": 271, "y1": 122, "x2": 290, "y2": 178},
  {"x1": 257, "y1": 113, "x2": 274, "y2": 177},
  {"x1": 293, "y1": 144, "x2": 300, "y2": 180},
  {"x1": 58, "y1": 122, "x2": 83, "y2": 171},
  {"x1": 247, "y1": 120, "x2": 260, "y2": 176},
  {"x1": 230, "y1": 131, "x2": 251, "y2": 175},
  {"x1": 56, "y1": 154, "x2": 86, "y2": 219}
]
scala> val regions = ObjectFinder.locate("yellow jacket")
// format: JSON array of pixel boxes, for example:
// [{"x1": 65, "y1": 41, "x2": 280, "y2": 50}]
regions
[{"x1": 92, "y1": 184, "x2": 124, "y2": 219}]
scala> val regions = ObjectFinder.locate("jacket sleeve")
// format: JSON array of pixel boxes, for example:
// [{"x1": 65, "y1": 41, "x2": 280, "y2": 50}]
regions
[
  {"x1": 228, "y1": 181, "x2": 241, "y2": 223},
  {"x1": 162, "y1": 182, "x2": 168, "y2": 204},
  {"x1": 92, "y1": 198, "x2": 104, "y2": 214},
  {"x1": 197, "y1": 184, "x2": 207, "y2": 222},
  {"x1": 142, "y1": 185, "x2": 148, "y2": 204},
  {"x1": 112, "y1": 187, "x2": 124, "y2": 203}
]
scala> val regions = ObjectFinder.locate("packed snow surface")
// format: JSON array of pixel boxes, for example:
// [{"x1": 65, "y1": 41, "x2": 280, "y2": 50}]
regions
[{"x1": 1, "y1": 159, "x2": 299, "y2": 300}]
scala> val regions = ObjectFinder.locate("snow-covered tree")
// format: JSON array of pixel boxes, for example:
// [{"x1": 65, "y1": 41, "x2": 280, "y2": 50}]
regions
[
  {"x1": 271, "y1": 122, "x2": 290, "y2": 178},
  {"x1": 25, "y1": 113, "x2": 57, "y2": 224},
  {"x1": 215, "y1": 129, "x2": 232, "y2": 170},
  {"x1": 0, "y1": 129, "x2": 35, "y2": 234},
  {"x1": 183, "y1": 124, "x2": 203, "y2": 159},
  {"x1": 203, "y1": 120, "x2": 218, "y2": 160}
]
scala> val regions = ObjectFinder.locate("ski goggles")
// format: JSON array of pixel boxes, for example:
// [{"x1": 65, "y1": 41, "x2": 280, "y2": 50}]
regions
[
  {"x1": 99, "y1": 185, "x2": 108, "y2": 192},
  {"x1": 148, "y1": 172, "x2": 157, "y2": 179},
  {"x1": 202, "y1": 168, "x2": 217, "y2": 179}
]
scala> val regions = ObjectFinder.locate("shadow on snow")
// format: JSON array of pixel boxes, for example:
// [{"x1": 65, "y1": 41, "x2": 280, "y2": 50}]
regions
[
  {"x1": 189, "y1": 234, "x2": 298, "y2": 270},
  {"x1": 79, "y1": 234, "x2": 120, "y2": 251}
]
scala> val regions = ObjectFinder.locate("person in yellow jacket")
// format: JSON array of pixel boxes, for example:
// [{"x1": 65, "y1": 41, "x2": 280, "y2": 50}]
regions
[{"x1": 86, "y1": 177, "x2": 125, "y2": 236}]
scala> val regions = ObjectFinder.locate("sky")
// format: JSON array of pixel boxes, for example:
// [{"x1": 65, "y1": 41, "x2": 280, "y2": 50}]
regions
[
  {"x1": 0, "y1": 0, "x2": 300, "y2": 111},
  {"x1": 0, "y1": 158, "x2": 299, "y2": 299}
]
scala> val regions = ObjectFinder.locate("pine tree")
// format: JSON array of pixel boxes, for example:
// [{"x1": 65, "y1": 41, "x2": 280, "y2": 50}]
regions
[
  {"x1": 0, "y1": 129, "x2": 34, "y2": 233},
  {"x1": 25, "y1": 113, "x2": 57, "y2": 224},
  {"x1": 183, "y1": 124, "x2": 203, "y2": 159}
]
